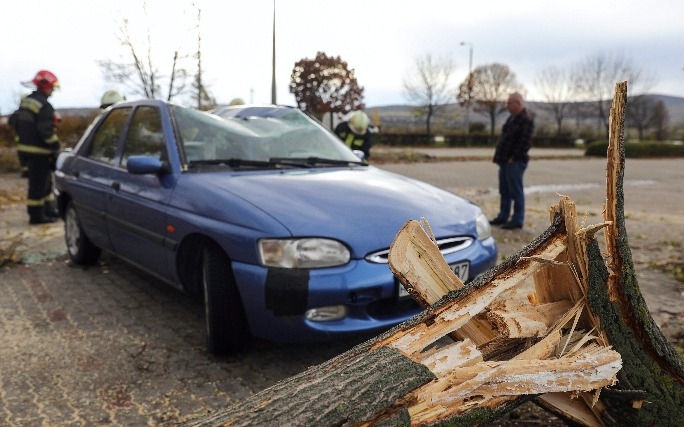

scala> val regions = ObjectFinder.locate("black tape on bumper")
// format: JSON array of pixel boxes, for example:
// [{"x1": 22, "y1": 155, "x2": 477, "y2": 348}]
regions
[{"x1": 265, "y1": 268, "x2": 310, "y2": 316}]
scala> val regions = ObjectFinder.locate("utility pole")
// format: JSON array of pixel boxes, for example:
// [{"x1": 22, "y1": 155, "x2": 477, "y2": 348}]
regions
[
  {"x1": 460, "y1": 42, "x2": 473, "y2": 139},
  {"x1": 271, "y1": 0, "x2": 277, "y2": 104}
]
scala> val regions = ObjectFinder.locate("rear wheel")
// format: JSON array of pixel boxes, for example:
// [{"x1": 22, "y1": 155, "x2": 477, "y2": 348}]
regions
[
  {"x1": 64, "y1": 201, "x2": 101, "y2": 265},
  {"x1": 202, "y1": 242, "x2": 249, "y2": 355}
]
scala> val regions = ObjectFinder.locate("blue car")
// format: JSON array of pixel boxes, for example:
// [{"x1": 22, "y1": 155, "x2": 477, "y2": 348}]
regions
[{"x1": 54, "y1": 100, "x2": 497, "y2": 355}]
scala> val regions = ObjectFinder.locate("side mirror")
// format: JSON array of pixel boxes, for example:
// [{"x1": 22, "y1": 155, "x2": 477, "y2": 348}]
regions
[
  {"x1": 352, "y1": 150, "x2": 366, "y2": 160},
  {"x1": 126, "y1": 155, "x2": 169, "y2": 175}
]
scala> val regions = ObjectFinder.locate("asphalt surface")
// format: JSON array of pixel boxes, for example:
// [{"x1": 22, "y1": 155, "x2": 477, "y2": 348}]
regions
[{"x1": 1, "y1": 147, "x2": 682, "y2": 426}]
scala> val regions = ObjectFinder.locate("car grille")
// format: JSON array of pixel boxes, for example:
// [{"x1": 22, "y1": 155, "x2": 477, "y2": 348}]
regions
[{"x1": 365, "y1": 236, "x2": 474, "y2": 264}]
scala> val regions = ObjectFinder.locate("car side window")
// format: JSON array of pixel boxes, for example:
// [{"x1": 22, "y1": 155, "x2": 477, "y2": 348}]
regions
[
  {"x1": 86, "y1": 107, "x2": 131, "y2": 165},
  {"x1": 120, "y1": 106, "x2": 166, "y2": 168}
]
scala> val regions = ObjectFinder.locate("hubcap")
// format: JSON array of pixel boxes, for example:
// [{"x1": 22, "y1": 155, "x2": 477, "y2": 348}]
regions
[{"x1": 65, "y1": 208, "x2": 81, "y2": 256}]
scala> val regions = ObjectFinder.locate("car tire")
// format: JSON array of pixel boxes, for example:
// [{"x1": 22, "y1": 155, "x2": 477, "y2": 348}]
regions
[
  {"x1": 202, "y1": 242, "x2": 250, "y2": 355},
  {"x1": 64, "y1": 201, "x2": 101, "y2": 265}
]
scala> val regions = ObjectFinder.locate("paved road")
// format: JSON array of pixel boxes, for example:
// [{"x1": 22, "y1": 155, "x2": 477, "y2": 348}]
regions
[{"x1": 0, "y1": 153, "x2": 682, "y2": 426}]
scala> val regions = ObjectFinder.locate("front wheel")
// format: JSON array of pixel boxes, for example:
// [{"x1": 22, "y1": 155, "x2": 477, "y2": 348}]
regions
[
  {"x1": 202, "y1": 242, "x2": 249, "y2": 355},
  {"x1": 64, "y1": 201, "x2": 101, "y2": 265}
]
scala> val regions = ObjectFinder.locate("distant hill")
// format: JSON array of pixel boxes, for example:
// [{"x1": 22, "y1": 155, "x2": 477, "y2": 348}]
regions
[{"x1": 366, "y1": 94, "x2": 684, "y2": 136}]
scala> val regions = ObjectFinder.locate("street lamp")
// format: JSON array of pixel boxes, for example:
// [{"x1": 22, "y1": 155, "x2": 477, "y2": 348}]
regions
[{"x1": 460, "y1": 42, "x2": 473, "y2": 138}]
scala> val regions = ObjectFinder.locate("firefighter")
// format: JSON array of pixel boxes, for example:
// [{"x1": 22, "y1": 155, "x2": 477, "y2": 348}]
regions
[
  {"x1": 10, "y1": 70, "x2": 61, "y2": 225},
  {"x1": 334, "y1": 111, "x2": 372, "y2": 159},
  {"x1": 99, "y1": 89, "x2": 125, "y2": 109}
]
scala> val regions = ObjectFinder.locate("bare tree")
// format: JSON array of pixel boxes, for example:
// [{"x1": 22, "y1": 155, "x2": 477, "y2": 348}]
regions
[
  {"x1": 534, "y1": 66, "x2": 575, "y2": 136},
  {"x1": 189, "y1": 8, "x2": 215, "y2": 110},
  {"x1": 626, "y1": 94, "x2": 657, "y2": 140},
  {"x1": 650, "y1": 99, "x2": 670, "y2": 140},
  {"x1": 289, "y1": 51, "x2": 365, "y2": 124},
  {"x1": 403, "y1": 54, "x2": 455, "y2": 141},
  {"x1": 572, "y1": 51, "x2": 654, "y2": 137},
  {"x1": 98, "y1": 1, "x2": 190, "y2": 102},
  {"x1": 458, "y1": 63, "x2": 522, "y2": 137}
]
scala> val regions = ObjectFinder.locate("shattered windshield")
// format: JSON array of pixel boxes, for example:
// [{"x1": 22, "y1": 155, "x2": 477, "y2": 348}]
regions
[{"x1": 171, "y1": 105, "x2": 364, "y2": 168}]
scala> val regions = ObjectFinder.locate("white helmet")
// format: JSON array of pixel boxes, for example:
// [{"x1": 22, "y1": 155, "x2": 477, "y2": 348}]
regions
[
  {"x1": 348, "y1": 111, "x2": 369, "y2": 135},
  {"x1": 100, "y1": 90, "x2": 125, "y2": 109}
]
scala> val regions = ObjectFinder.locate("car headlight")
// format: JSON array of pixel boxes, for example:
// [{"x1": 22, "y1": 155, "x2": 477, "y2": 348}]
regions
[
  {"x1": 258, "y1": 238, "x2": 351, "y2": 268},
  {"x1": 475, "y1": 212, "x2": 492, "y2": 240}
]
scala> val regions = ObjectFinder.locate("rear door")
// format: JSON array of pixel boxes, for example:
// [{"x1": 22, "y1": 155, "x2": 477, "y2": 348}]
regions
[{"x1": 107, "y1": 105, "x2": 176, "y2": 281}]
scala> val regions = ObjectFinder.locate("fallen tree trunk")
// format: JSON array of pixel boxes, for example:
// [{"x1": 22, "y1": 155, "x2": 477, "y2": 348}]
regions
[{"x1": 180, "y1": 82, "x2": 684, "y2": 426}]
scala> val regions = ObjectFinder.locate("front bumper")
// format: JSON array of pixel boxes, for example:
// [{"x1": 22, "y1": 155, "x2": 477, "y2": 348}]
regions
[{"x1": 232, "y1": 237, "x2": 497, "y2": 342}]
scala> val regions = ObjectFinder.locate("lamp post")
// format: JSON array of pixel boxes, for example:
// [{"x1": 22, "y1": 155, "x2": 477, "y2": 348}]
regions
[
  {"x1": 460, "y1": 42, "x2": 473, "y2": 138},
  {"x1": 271, "y1": 0, "x2": 277, "y2": 104}
]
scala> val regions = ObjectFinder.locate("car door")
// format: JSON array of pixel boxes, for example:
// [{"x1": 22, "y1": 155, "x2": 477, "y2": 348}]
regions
[
  {"x1": 107, "y1": 105, "x2": 175, "y2": 281},
  {"x1": 66, "y1": 107, "x2": 132, "y2": 251}
]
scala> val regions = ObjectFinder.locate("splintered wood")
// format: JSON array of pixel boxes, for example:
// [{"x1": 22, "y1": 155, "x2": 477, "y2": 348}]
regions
[{"x1": 383, "y1": 203, "x2": 620, "y2": 426}]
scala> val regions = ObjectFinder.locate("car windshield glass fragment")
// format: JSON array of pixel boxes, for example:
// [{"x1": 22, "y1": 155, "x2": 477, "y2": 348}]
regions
[{"x1": 173, "y1": 105, "x2": 363, "y2": 168}]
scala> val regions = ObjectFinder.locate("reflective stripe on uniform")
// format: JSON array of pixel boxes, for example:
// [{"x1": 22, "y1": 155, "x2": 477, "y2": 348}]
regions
[
  {"x1": 45, "y1": 134, "x2": 59, "y2": 144},
  {"x1": 344, "y1": 133, "x2": 362, "y2": 149},
  {"x1": 20, "y1": 97, "x2": 43, "y2": 114},
  {"x1": 27, "y1": 197, "x2": 46, "y2": 207},
  {"x1": 16, "y1": 144, "x2": 54, "y2": 155},
  {"x1": 27, "y1": 193, "x2": 55, "y2": 206},
  {"x1": 344, "y1": 134, "x2": 355, "y2": 147}
]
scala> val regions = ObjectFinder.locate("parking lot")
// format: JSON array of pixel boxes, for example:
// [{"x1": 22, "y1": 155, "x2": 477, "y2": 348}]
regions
[{"x1": 1, "y1": 151, "x2": 683, "y2": 426}]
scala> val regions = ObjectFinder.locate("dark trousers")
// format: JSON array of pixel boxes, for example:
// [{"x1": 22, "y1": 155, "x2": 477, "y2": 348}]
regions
[
  {"x1": 495, "y1": 161, "x2": 527, "y2": 226},
  {"x1": 25, "y1": 154, "x2": 54, "y2": 219}
]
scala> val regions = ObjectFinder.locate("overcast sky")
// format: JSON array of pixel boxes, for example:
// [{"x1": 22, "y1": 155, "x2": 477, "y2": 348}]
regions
[{"x1": 1, "y1": 0, "x2": 683, "y2": 113}]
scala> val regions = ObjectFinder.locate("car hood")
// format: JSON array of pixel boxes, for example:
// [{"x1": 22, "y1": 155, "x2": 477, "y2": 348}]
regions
[{"x1": 196, "y1": 166, "x2": 480, "y2": 256}]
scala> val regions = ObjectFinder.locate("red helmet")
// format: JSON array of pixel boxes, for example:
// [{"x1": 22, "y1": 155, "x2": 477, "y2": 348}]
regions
[{"x1": 31, "y1": 70, "x2": 60, "y2": 91}]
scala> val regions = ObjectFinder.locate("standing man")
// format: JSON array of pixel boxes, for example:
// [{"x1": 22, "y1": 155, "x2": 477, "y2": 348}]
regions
[
  {"x1": 334, "y1": 111, "x2": 372, "y2": 159},
  {"x1": 489, "y1": 92, "x2": 534, "y2": 230},
  {"x1": 10, "y1": 70, "x2": 61, "y2": 225}
]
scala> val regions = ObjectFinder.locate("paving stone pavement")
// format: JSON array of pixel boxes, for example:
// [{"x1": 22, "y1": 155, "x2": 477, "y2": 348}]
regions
[{"x1": 0, "y1": 248, "x2": 368, "y2": 426}]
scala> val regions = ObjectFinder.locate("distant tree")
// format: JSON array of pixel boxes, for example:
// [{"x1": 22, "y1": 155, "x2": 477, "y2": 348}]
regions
[
  {"x1": 289, "y1": 52, "x2": 365, "y2": 124},
  {"x1": 534, "y1": 66, "x2": 575, "y2": 136},
  {"x1": 458, "y1": 63, "x2": 523, "y2": 137},
  {"x1": 572, "y1": 51, "x2": 656, "y2": 137},
  {"x1": 403, "y1": 54, "x2": 455, "y2": 141},
  {"x1": 649, "y1": 100, "x2": 670, "y2": 140},
  {"x1": 97, "y1": 1, "x2": 191, "y2": 102},
  {"x1": 626, "y1": 94, "x2": 658, "y2": 140}
]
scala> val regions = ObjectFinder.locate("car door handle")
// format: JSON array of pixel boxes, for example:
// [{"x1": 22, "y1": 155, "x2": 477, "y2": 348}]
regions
[{"x1": 111, "y1": 181, "x2": 121, "y2": 191}]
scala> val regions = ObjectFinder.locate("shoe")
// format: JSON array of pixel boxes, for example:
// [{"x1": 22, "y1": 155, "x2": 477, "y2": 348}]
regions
[
  {"x1": 501, "y1": 221, "x2": 523, "y2": 230},
  {"x1": 29, "y1": 216, "x2": 59, "y2": 225},
  {"x1": 489, "y1": 217, "x2": 507, "y2": 225}
]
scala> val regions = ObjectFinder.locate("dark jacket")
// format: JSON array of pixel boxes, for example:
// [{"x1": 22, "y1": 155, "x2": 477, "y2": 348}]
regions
[
  {"x1": 492, "y1": 108, "x2": 534, "y2": 164},
  {"x1": 334, "y1": 121, "x2": 372, "y2": 159},
  {"x1": 10, "y1": 90, "x2": 59, "y2": 156}
]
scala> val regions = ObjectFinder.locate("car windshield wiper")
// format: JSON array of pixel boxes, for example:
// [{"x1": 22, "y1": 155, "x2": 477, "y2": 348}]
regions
[
  {"x1": 269, "y1": 157, "x2": 367, "y2": 167},
  {"x1": 187, "y1": 158, "x2": 311, "y2": 169}
]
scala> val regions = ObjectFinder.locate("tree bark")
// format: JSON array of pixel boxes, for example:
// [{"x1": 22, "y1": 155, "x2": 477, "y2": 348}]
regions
[{"x1": 179, "y1": 82, "x2": 684, "y2": 427}]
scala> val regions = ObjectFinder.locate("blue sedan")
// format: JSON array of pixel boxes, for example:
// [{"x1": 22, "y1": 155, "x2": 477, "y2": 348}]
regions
[{"x1": 54, "y1": 100, "x2": 497, "y2": 355}]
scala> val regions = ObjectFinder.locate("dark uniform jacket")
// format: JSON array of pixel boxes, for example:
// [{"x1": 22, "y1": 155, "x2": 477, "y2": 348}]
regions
[
  {"x1": 334, "y1": 121, "x2": 372, "y2": 159},
  {"x1": 10, "y1": 90, "x2": 60, "y2": 156}
]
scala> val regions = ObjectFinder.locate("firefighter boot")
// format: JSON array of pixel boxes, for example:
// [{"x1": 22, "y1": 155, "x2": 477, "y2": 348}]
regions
[
  {"x1": 28, "y1": 206, "x2": 58, "y2": 225},
  {"x1": 45, "y1": 200, "x2": 60, "y2": 218}
]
